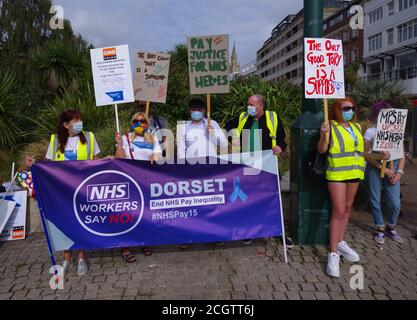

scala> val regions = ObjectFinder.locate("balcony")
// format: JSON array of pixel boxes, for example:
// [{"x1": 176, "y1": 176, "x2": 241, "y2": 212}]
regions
[{"x1": 361, "y1": 66, "x2": 417, "y2": 82}]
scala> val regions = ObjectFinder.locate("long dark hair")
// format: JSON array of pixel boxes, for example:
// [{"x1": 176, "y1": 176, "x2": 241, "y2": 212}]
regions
[{"x1": 57, "y1": 110, "x2": 86, "y2": 154}]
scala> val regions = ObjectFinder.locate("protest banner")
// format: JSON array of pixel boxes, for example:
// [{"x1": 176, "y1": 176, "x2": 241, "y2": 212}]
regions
[
  {"x1": 373, "y1": 108, "x2": 408, "y2": 177},
  {"x1": 304, "y1": 38, "x2": 346, "y2": 144},
  {"x1": 187, "y1": 35, "x2": 230, "y2": 125},
  {"x1": 0, "y1": 190, "x2": 27, "y2": 241},
  {"x1": 134, "y1": 51, "x2": 171, "y2": 115},
  {"x1": 90, "y1": 45, "x2": 135, "y2": 132},
  {"x1": 32, "y1": 151, "x2": 286, "y2": 262}
]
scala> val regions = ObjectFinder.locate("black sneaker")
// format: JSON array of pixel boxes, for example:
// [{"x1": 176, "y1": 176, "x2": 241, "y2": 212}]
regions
[
  {"x1": 242, "y1": 239, "x2": 253, "y2": 245},
  {"x1": 284, "y1": 237, "x2": 294, "y2": 249}
]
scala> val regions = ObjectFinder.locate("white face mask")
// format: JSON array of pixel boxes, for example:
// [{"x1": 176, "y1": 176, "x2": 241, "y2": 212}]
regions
[{"x1": 247, "y1": 105, "x2": 257, "y2": 117}]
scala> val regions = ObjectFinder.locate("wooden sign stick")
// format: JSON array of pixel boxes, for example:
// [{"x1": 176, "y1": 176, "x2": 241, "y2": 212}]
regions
[
  {"x1": 324, "y1": 99, "x2": 329, "y2": 145},
  {"x1": 390, "y1": 161, "x2": 394, "y2": 172},
  {"x1": 145, "y1": 100, "x2": 150, "y2": 118},
  {"x1": 380, "y1": 160, "x2": 387, "y2": 178}
]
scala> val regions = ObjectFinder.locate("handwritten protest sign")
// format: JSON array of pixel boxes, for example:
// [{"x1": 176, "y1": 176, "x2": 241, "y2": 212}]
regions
[
  {"x1": 134, "y1": 51, "x2": 171, "y2": 104},
  {"x1": 90, "y1": 45, "x2": 135, "y2": 106},
  {"x1": 304, "y1": 38, "x2": 345, "y2": 99},
  {"x1": 187, "y1": 34, "x2": 230, "y2": 95},
  {"x1": 373, "y1": 108, "x2": 408, "y2": 160}
]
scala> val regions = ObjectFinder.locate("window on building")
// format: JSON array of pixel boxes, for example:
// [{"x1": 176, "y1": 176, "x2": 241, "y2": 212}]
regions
[
  {"x1": 369, "y1": 7, "x2": 383, "y2": 24},
  {"x1": 398, "y1": 18, "x2": 417, "y2": 42},
  {"x1": 352, "y1": 49, "x2": 359, "y2": 62},
  {"x1": 343, "y1": 29, "x2": 350, "y2": 41},
  {"x1": 399, "y1": 0, "x2": 417, "y2": 11},
  {"x1": 369, "y1": 62, "x2": 381, "y2": 75},
  {"x1": 388, "y1": 1, "x2": 395, "y2": 16},
  {"x1": 388, "y1": 28, "x2": 394, "y2": 45},
  {"x1": 368, "y1": 33, "x2": 382, "y2": 51}
]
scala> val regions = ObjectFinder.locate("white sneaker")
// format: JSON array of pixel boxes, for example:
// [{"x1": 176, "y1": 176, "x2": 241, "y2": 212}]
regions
[
  {"x1": 62, "y1": 260, "x2": 72, "y2": 274},
  {"x1": 327, "y1": 253, "x2": 340, "y2": 278},
  {"x1": 77, "y1": 259, "x2": 88, "y2": 276},
  {"x1": 337, "y1": 241, "x2": 360, "y2": 263}
]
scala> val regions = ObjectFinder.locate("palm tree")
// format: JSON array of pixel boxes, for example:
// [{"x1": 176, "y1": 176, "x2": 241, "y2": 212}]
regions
[
  {"x1": 349, "y1": 79, "x2": 411, "y2": 118},
  {"x1": 0, "y1": 69, "x2": 23, "y2": 149},
  {"x1": 32, "y1": 39, "x2": 89, "y2": 94}
]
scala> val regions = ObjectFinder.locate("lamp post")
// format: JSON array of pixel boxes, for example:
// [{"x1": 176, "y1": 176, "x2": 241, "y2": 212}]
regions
[{"x1": 290, "y1": 0, "x2": 331, "y2": 245}]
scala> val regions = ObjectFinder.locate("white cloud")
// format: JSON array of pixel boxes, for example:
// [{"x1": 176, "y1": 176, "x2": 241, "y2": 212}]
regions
[{"x1": 55, "y1": 0, "x2": 303, "y2": 65}]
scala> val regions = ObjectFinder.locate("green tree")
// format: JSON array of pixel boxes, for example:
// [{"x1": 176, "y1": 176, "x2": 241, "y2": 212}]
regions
[
  {"x1": 32, "y1": 39, "x2": 90, "y2": 94},
  {"x1": 0, "y1": 69, "x2": 24, "y2": 149}
]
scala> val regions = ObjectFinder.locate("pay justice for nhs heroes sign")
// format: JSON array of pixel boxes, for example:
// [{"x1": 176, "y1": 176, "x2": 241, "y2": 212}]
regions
[
  {"x1": 187, "y1": 35, "x2": 230, "y2": 95},
  {"x1": 304, "y1": 38, "x2": 346, "y2": 99},
  {"x1": 90, "y1": 45, "x2": 135, "y2": 107}
]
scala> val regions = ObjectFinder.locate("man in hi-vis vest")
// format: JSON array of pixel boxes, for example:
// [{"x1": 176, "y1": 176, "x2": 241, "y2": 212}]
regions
[
  {"x1": 227, "y1": 94, "x2": 288, "y2": 246},
  {"x1": 228, "y1": 95, "x2": 287, "y2": 156}
]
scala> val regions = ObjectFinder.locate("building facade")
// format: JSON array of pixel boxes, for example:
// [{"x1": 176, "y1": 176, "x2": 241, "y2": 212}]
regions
[
  {"x1": 361, "y1": 0, "x2": 417, "y2": 96},
  {"x1": 324, "y1": 0, "x2": 365, "y2": 67},
  {"x1": 256, "y1": 0, "x2": 354, "y2": 86}
]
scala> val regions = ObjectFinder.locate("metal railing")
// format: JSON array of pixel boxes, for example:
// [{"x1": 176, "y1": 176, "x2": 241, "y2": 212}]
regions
[{"x1": 361, "y1": 66, "x2": 417, "y2": 82}]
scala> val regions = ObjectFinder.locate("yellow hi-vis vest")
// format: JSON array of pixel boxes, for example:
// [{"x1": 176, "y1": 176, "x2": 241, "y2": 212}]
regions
[
  {"x1": 49, "y1": 131, "x2": 95, "y2": 161},
  {"x1": 326, "y1": 120, "x2": 365, "y2": 181},
  {"x1": 235, "y1": 111, "x2": 279, "y2": 148}
]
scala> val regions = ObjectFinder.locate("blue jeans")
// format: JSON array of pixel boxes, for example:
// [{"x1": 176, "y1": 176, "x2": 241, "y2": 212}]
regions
[{"x1": 365, "y1": 163, "x2": 401, "y2": 229}]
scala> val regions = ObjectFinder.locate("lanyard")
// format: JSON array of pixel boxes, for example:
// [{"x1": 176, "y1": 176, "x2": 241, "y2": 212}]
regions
[{"x1": 344, "y1": 125, "x2": 358, "y2": 149}]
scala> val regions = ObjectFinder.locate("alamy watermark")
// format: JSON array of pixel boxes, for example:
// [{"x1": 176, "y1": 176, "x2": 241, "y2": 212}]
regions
[{"x1": 50, "y1": 5, "x2": 65, "y2": 30}]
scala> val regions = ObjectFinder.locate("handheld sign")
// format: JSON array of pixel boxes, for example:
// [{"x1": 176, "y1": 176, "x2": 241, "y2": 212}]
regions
[
  {"x1": 134, "y1": 51, "x2": 171, "y2": 105},
  {"x1": 90, "y1": 45, "x2": 135, "y2": 132},
  {"x1": 187, "y1": 34, "x2": 230, "y2": 125},
  {"x1": 373, "y1": 108, "x2": 408, "y2": 176},
  {"x1": 187, "y1": 34, "x2": 230, "y2": 95},
  {"x1": 304, "y1": 38, "x2": 345, "y2": 99},
  {"x1": 304, "y1": 38, "x2": 345, "y2": 144}
]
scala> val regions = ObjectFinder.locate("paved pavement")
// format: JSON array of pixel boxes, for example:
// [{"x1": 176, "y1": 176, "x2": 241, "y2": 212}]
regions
[{"x1": 1, "y1": 164, "x2": 416, "y2": 300}]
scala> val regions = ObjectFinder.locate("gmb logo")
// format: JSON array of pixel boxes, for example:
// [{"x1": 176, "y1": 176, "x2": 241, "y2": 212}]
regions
[{"x1": 73, "y1": 171, "x2": 144, "y2": 237}]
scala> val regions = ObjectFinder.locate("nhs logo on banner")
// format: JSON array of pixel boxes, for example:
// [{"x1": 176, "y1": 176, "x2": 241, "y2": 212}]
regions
[
  {"x1": 73, "y1": 171, "x2": 144, "y2": 237},
  {"x1": 105, "y1": 91, "x2": 124, "y2": 102},
  {"x1": 87, "y1": 183, "x2": 130, "y2": 202}
]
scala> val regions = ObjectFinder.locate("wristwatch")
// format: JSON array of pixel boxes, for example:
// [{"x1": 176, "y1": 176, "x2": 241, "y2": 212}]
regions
[{"x1": 397, "y1": 170, "x2": 404, "y2": 175}]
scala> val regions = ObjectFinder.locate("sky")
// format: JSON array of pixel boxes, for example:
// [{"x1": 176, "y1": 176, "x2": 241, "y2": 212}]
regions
[{"x1": 55, "y1": 0, "x2": 304, "y2": 66}]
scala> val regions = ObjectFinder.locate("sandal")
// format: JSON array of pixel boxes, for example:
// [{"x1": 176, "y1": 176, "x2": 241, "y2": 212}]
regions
[
  {"x1": 141, "y1": 246, "x2": 153, "y2": 257},
  {"x1": 121, "y1": 249, "x2": 137, "y2": 263}
]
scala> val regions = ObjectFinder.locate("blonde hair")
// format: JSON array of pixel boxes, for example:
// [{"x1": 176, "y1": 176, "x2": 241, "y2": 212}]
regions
[{"x1": 129, "y1": 112, "x2": 155, "y2": 145}]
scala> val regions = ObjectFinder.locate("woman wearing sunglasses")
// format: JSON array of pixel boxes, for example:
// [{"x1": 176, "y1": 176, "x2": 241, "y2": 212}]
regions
[
  {"x1": 115, "y1": 112, "x2": 162, "y2": 262},
  {"x1": 317, "y1": 98, "x2": 365, "y2": 278}
]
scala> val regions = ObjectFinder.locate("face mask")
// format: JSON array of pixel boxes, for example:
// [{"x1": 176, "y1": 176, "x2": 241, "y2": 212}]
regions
[
  {"x1": 191, "y1": 111, "x2": 204, "y2": 122},
  {"x1": 131, "y1": 121, "x2": 148, "y2": 136},
  {"x1": 248, "y1": 106, "x2": 257, "y2": 117},
  {"x1": 342, "y1": 110, "x2": 355, "y2": 121},
  {"x1": 71, "y1": 121, "x2": 83, "y2": 134}
]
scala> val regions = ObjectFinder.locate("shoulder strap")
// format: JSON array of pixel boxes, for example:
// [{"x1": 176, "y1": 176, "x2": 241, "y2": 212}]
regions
[{"x1": 126, "y1": 134, "x2": 135, "y2": 160}]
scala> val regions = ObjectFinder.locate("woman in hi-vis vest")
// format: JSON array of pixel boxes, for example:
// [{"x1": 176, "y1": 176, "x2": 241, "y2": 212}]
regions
[
  {"x1": 317, "y1": 98, "x2": 365, "y2": 278},
  {"x1": 46, "y1": 110, "x2": 101, "y2": 276}
]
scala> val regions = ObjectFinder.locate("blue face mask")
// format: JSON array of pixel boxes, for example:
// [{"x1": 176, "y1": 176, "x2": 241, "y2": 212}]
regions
[
  {"x1": 342, "y1": 110, "x2": 355, "y2": 121},
  {"x1": 191, "y1": 111, "x2": 204, "y2": 122},
  {"x1": 248, "y1": 105, "x2": 257, "y2": 117},
  {"x1": 71, "y1": 121, "x2": 83, "y2": 134}
]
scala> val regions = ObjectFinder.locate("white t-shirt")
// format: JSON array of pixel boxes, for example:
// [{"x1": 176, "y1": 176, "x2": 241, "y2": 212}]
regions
[
  {"x1": 177, "y1": 118, "x2": 228, "y2": 160},
  {"x1": 121, "y1": 134, "x2": 162, "y2": 161},
  {"x1": 46, "y1": 134, "x2": 100, "y2": 160}
]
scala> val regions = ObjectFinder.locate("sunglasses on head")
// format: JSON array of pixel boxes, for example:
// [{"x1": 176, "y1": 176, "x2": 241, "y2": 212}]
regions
[{"x1": 342, "y1": 106, "x2": 355, "y2": 112}]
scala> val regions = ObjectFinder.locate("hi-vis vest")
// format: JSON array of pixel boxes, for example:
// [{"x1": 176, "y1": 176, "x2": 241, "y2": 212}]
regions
[
  {"x1": 327, "y1": 120, "x2": 365, "y2": 181},
  {"x1": 49, "y1": 131, "x2": 94, "y2": 161},
  {"x1": 235, "y1": 111, "x2": 279, "y2": 148}
]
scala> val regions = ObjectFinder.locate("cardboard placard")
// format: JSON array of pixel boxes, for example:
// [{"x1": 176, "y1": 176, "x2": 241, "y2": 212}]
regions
[
  {"x1": 134, "y1": 51, "x2": 171, "y2": 104},
  {"x1": 304, "y1": 38, "x2": 345, "y2": 99},
  {"x1": 0, "y1": 190, "x2": 27, "y2": 241},
  {"x1": 90, "y1": 45, "x2": 135, "y2": 106},
  {"x1": 373, "y1": 108, "x2": 408, "y2": 160},
  {"x1": 187, "y1": 34, "x2": 230, "y2": 95}
]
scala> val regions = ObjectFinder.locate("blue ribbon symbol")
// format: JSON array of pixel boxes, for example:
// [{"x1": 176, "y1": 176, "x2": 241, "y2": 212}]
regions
[{"x1": 229, "y1": 177, "x2": 248, "y2": 203}]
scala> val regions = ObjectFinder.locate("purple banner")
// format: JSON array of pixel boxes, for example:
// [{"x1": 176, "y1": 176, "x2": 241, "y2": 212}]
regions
[{"x1": 32, "y1": 151, "x2": 283, "y2": 252}]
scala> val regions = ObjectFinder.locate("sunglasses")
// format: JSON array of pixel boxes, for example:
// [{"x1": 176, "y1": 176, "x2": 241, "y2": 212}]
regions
[
  {"x1": 342, "y1": 106, "x2": 355, "y2": 112},
  {"x1": 132, "y1": 119, "x2": 148, "y2": 125}
]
